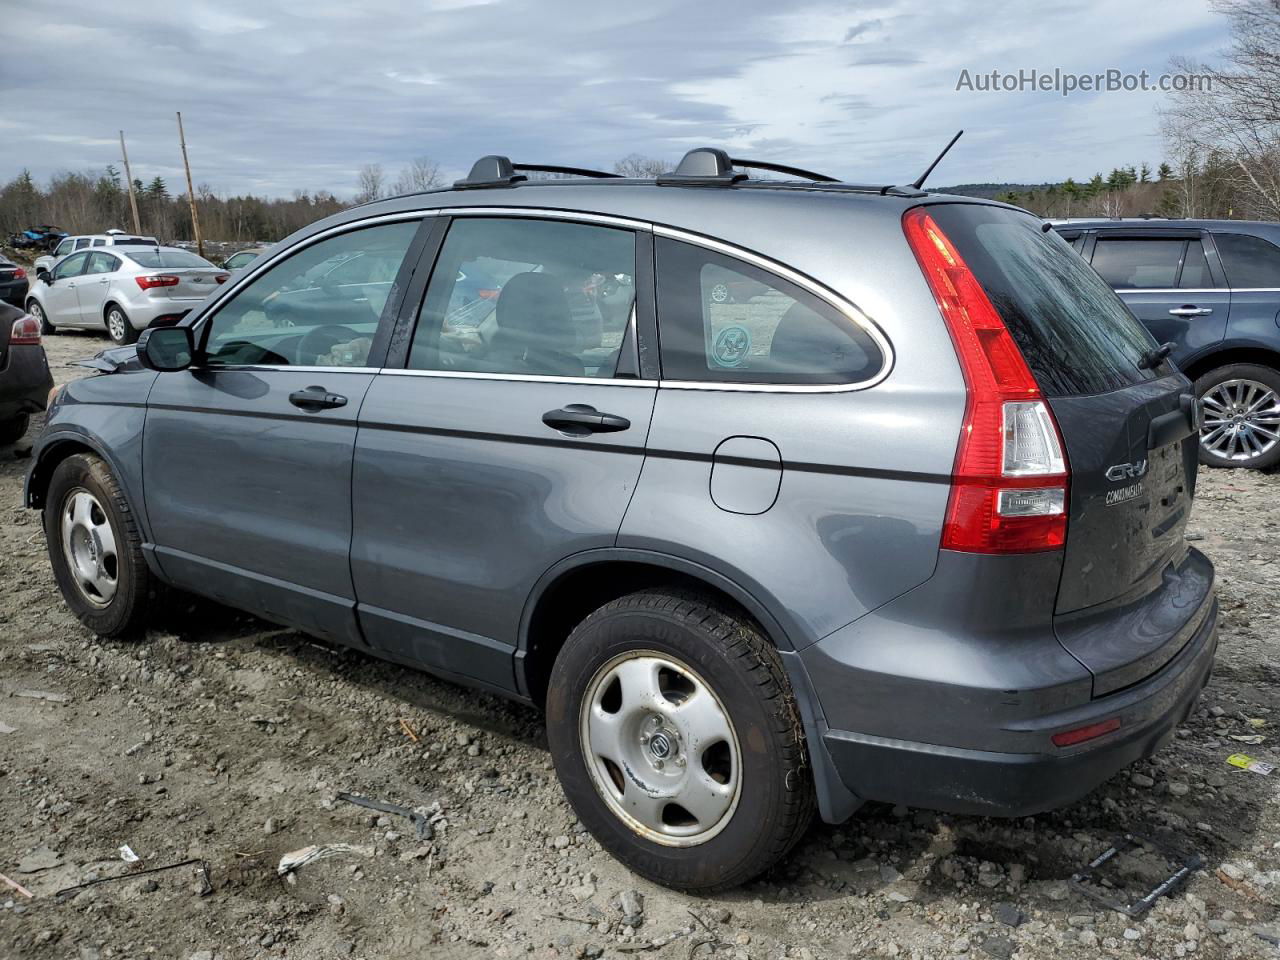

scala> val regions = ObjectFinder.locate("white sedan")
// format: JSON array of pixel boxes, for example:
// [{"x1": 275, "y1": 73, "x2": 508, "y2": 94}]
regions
[{"x1": 25, "y1": 246, "x2": 228, "y2": 344}]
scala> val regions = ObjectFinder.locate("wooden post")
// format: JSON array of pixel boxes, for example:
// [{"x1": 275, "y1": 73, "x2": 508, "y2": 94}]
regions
[
  {"x1": 176, "y1": 112, "x2": 204, "y2": 258},
  {"x1": 119, "y1": 131, "x2": 142, "y2": 235}
]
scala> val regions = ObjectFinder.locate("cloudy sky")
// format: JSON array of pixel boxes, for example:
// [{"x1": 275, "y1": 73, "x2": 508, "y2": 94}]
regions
[{"x1": 4, "y1": 0, "x2": 1229, "y2": 199}]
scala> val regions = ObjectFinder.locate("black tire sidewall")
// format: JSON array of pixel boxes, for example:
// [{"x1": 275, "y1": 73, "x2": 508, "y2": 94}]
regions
[
  {"x1": 45, "y1": 454, "x2": 145, "y2": 636},
  {"x1": 0, "y1": 415, "x2": 29, "y2": 446},
  {"x1": 546, "y1": 601, "x2": 803, "y2": 891},
  {"x1": 1196, "y1": 363, "x2": 1280, "y2": 469}
]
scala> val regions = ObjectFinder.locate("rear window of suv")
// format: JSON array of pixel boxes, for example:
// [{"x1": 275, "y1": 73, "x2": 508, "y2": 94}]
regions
[{"x1": 927, "y1": 204, "x2": 1158, "y2": 397}]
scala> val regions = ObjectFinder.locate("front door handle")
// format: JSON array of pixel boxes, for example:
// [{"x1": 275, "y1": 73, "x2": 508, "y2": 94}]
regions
[
  {"x1": 1169, "y1": 305, "x2": 1213, "y2": 317},
  {"x1": 289, "y1": 385, "x2": 347, "y2": 411},
  {"x1": 542, "y1": 404, "x2": 631, "y2": 434}
]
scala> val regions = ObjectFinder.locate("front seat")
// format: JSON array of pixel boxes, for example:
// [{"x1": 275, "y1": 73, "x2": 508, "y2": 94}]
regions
[{"x1": 491, "y1": 272, "x2": 584, "y2": 377}]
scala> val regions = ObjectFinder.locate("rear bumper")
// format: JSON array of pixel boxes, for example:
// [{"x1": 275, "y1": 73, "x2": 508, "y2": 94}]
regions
[
  {"x1": 819, "y1": 596, "x2": 1217, "y2": 817},
  {"x1": 0, "y1": 344, "x2": 54, "y2": 419}
]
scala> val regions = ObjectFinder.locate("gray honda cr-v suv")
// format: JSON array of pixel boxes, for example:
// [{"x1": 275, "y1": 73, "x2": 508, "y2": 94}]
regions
[{"x1": 27, "y1": 149, "x2": 1218, "y2": 892}]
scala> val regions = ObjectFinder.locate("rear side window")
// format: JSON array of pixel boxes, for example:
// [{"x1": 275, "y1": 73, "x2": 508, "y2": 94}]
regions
[
  {"x1": 1213, "y1": 232, "x2": 1280, "y2": 288},
  {"x1": 86, "y1": 252, "x2": 119, "y2": 275},
  {"x1": 926, "y1": 204, "x2": 1157, "y2": 397},
  {"x1": 1090, "y1": 237, "x2": 1185, "y2": 288},
  {"x1": 409, "y1": 217, "x2": 636, "y2": 379},
  {"x1": 654, "y1": 238, "x2": 883, "y2": 385}
]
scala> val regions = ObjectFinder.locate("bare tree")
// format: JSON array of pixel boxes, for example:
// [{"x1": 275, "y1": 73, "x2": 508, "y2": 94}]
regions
[
  {"x1": 613, "y1": 153, "x2": 673, "y2": 178},
  {"x1": 355, "y1": 163, "x2": 386, "y2": 204},
  {"x1": 393, "y1": 157, "x2": 443, "y2": 195},
  {"x1": 1164, "y1": 0, "x2": 1280, "y2": 217}
]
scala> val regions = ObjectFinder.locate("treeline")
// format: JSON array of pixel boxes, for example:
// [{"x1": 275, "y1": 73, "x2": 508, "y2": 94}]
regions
[{"x1": 0, "y1": 167, "x2": 346, "y2": 245}]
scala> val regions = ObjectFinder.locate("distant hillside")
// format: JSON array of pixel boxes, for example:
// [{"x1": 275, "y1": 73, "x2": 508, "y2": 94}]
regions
[{"x1": 931, "y1": 182, "x2": 1056, "y2": 199}]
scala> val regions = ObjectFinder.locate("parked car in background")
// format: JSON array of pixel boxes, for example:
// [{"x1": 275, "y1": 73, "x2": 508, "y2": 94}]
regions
[
  {"x1": 0, "y1": 255, "x2": 29, "y2": 307},
  {"x1": 25, "y1": 246, "x2": 228, "y2": 344},
  {"x1": 8, "y1": 224, "x2": 68, "y2": 253},
  {"x1": 33, "y1": 230, "x2": 159, "y2": 280},
  {"x1": 1054, "y1": 218, "x2": 1280, "y2": 468},
  {"x1": 28, "y1": 151, "x2": 1215, "y2": 891},
  {"x1": 0, "y1": 301, "x2": 53, "y2": 446},
  {"x1": 221, "y1": 247, "x2": 269, "y2": 273}
]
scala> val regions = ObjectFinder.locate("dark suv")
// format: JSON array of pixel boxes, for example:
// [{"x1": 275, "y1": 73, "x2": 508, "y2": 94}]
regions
[
  {"x1": 27, "y1": 151, "x2": 1217, "y2": 891},
  {"x1": 1054, "y1": 218, "x2": 1280, "y2": 469}
]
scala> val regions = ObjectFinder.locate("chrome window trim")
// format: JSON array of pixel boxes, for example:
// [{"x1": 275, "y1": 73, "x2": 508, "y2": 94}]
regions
[
  {"x1": 201, "y1": 365, "x2": 382, "y2": 374},
  {"x1": 1115, "y1": 287, "x2": 1231, "y2": 294},
  {"x1": 194, "y1": 205, "x2": 895, "y2": 393}
]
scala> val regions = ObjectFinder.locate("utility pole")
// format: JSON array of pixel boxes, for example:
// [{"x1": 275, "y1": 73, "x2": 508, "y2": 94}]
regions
[
  {"x1": 176, "y1": 112, "x2": 204, "y2": 258},
  {"x1": 118, "y1": 131, "x2": 142, "y2": 235}
]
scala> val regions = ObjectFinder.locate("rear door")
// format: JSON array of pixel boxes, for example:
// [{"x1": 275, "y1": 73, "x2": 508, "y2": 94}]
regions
[
  {"x1": 350, "y1": 214, "x2": 655, "y2": 693},
  {"x1": 143, "y1": 218, "x2": 424, "y2": 644},
  {"x1": 928, "y1": 204, "x2": 1209, "y2": 696},
  {"x1": 1088, "y1": 230, "x2": 1229, "y2": 366}
]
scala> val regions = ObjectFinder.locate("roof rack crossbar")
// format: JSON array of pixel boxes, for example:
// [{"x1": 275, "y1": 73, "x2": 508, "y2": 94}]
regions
[
  {"x1": 513, "y1": 163, "x2": 621, "y2": 179},
  {"x1": 728, "y1": 157, "x2": 838, "y2": 183}
]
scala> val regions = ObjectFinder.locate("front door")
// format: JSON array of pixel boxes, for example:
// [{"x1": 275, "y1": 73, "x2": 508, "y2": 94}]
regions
[
  {"x1": 45, "y1": 251, "x2": 89, "y2": 326},
  {"x1": 350, "y1": 215, "x2": 655, "y2": 692},
  {"x1": 142, "y1": 218, "x2": 423, "y2": 644},
  {"x1": 1088, "y1": 230, "x2": 1229, "y2": 366}
]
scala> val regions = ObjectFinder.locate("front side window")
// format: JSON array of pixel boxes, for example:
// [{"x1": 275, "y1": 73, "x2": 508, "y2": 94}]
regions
[
  {"x1": 1213, "y1": 232, "x2": 1280, "y2": 288},
  {"x1": 54, "y1": 252, "x2": 89, "y2": 280},
  {"x1": 203, "y1": 220, "x2": 419, "y2": 368},
  {"x1": 1091, "y1": 237, "x2": 1186, "y2": 289},
  {"x1": 409, "y1": 217, "x2": 636, "y2": 379},
  {"x1": 225, "y1": 251, "x2": 258, "y2": 269},
  {"x1": 86, "y1": 252, "x2": 119, "y2": 275},
  {"x1": 655, "y1": 238, "x2": 883, "y2": 385}
]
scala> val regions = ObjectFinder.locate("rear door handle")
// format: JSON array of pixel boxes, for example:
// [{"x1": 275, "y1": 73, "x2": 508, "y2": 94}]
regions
[
  {"x1": 289, "y1": 385, "x2": 347, "y2": 411},
  {"x1": 542, "y1": 404, "x2": 631, "y2": 434},
  {"x1": 1169, "y1": 306, "x2": 1213, "y2": 317}
]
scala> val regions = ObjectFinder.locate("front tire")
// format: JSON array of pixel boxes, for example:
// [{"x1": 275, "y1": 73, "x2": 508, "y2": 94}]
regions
[
  {"x1": 1196, "y1": 363, "x2": 1280, "y2": 469},
  {"x1": 105, "y1": 305, "x2": 138, "y2": 345},
  {"x1": 26, "y1": 298, "x2": 53, "y2": 335},
  {"x1": 45, "y1": 454, "x2": 153, "y2": 637},
  {"x1": 546, "y1": 590, "x2": 814, "y2": 892}
]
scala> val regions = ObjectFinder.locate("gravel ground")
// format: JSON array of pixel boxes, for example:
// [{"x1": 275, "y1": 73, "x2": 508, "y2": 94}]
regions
[{"x1": 1, "y1": 330, "x2": 1278, "y2": 960}]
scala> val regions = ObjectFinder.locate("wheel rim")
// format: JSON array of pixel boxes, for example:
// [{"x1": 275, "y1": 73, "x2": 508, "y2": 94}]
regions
[
  {"x1": 108, "y1": 310, "x2": 127, "y2": 341},
  {"x1": 580, "y1": 650, "x2": 741, "y2": 847},
  {"x1": 29, "y1": 301, "x2": 44, "y2": 324},
  {"x1": 59, "y1": 488, "x2": 119, "y2": 607},
  {"x1": 710, "y1": 283, "x2": 730, "y2": 304},
  {"x1": 1200, "y1": 379, "x2": 1280, "y2": 462}
]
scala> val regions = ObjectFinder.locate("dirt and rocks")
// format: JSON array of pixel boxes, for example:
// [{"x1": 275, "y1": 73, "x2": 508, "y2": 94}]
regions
[{"x1": 1, "y1": 331, "x2": 1278, "y2": 960}]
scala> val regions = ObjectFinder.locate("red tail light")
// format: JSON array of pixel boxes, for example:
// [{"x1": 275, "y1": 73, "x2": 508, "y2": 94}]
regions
[
  {"x1": 136, "y1": 274, "x2": 180, "y2": 290},
  {"x1": 12, "y1": 267, "x2": 26, "y2": 280},
  {"x1": 10, "y1": 314, "x2": 41, "y2": 345},
  {"x1": 214, "y1": 273, "x2": 230, "y2": 285},
  {"x1": 903, "y1": 207, "x2": 1069, "y2": 554}
]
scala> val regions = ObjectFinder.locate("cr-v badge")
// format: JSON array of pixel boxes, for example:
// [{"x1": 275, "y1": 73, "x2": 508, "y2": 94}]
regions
[{"x1": 1105, "y1": 459, "x2": 1147, "y2": 506}]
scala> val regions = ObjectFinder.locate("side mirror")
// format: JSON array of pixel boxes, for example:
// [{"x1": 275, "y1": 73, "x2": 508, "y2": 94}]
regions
[
  {"x1": 136, "y1": 326, "x2": 195, "y2": 372},
  {"x1": 41, "y1": 273, "x2": 53, "y2": 285}
]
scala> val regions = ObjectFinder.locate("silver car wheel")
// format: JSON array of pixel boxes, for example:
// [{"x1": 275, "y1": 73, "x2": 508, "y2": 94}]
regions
[
  {"x1": 60, "y1": 488, "x2": 119, "y2": 607},
  {"x1": 107, "y1": 308, "x2": 128, "y2": 343},
  {"x1": 580, "y1": 650, "x2": 741, "y2": 846},
  {"x1": 28, "y1": 300, "x2": 45, "y2": 325},
  {"x1": 1200, "y1": 379, "x2": 1280, "y2": 462}
]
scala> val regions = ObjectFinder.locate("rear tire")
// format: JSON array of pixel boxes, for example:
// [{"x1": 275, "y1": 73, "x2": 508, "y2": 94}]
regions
[
  {"x1": 546, "y1": 589, "x2": 814, "y2": 892},
  {"x1": 44, "y1": 453, "x2": 153, "y2": 638},
  {"x1": 106, "y1": 305, "x2": 138, "y2": 345},
  {"x1": 1195, "y1": 363, "x2": 1280, "y2": 470},
  {"x1": 0, "y1": 415, "x2": 28, "y2": 446}
]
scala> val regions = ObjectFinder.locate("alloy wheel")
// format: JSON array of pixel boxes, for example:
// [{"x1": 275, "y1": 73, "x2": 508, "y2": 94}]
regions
[
  {"x1": 60, "y1": 488, "x2": 119, "y2": 607},
  {"x1": 107, "y1": 309, "x2": 128, "y2": 343},
  {"x1": 579, "y1": 650, "x2": 741, "y2": 846},
  {"x1": 1200, "y1": 379, "x2": 1280, "y2": 463}
]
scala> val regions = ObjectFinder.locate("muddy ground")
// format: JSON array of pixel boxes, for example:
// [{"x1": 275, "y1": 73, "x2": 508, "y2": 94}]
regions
[{"x1": 1, "y1": 330, "x2": 1278, "y2": 960}]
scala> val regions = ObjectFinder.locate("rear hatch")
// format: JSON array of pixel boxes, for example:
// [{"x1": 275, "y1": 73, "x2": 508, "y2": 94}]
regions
[{"x1": 927, "y1": 203, "x2": 1211, "y2": 696}]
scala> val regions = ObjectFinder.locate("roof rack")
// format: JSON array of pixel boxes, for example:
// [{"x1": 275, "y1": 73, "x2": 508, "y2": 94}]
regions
[
  {"x1": 655, "y1": 148, "x2": 837, "y2": 186},
  {"x1": 453, "y1": 155, "x2": 621, "y2": 189}
]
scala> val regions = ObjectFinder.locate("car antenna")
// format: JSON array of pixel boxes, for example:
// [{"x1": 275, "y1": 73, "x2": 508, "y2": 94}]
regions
[{"x1": 911, "y1": 130, "x2": 963, "y2": 190}]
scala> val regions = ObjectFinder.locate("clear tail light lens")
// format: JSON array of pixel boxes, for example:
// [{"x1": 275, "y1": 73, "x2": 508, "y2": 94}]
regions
[{"x1": 1002, "y1": 400, "x2": 1066, "y2": 476}]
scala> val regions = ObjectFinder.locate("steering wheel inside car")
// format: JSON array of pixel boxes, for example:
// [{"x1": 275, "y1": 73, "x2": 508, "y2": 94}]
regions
[{"x1": 296, "y1": 324, "x2": 360, "y2": 365}]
